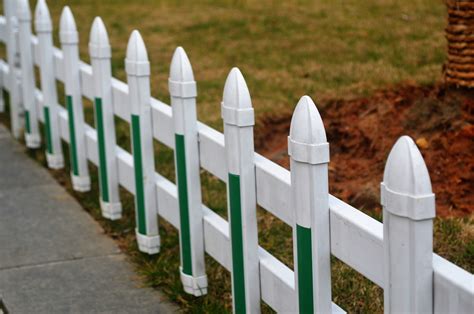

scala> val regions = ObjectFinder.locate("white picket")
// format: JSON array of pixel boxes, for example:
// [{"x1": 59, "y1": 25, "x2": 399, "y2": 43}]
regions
[
  {"x1": 59, "y1": 6, "x2": 90, "y2": 192},
  {"x1": 17, "y1": 0, "x2": 41, "y2": 148},
  {"x1": 222, "y1": 68, "x2": 260, "y2": 313},
  {"x1": 34, "y1": 0, "x2": 64, "y2": 169},
  {"x1": 125, "y1": 30, "x2": 160, "y2": 255},
  {"x1": 169, "y1": 47, "x2": 208, "y2": 296},
  {"x1": 3, "y1": 0, "x2": 23, "y2": 138},
  {"x1": 0, "y1": 15, "x2": 3, "y2": 112},
  {"x1": 0, "y1": 60, "x2": 3, "y2": 112},
  {"x1": 89, "y1": 17, "x2": 122, "y2": 220},
  {"x1": 381, "y1": 136, "x2": 435, "y2": 313},
  {"x1": 289, "y1": 95, "x2": 332, "y2": 313},
  {"x1": 0, "y1": 36, "x2": 4, "y2": 113}
]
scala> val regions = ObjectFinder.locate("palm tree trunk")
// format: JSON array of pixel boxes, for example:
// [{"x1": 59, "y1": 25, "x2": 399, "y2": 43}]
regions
[{"x1": 445, "y1": 0, "x2": 474, "y2": 88}]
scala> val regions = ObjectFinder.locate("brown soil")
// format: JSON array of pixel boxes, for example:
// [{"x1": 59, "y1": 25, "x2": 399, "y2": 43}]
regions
[{"x1": 255, "y1": 84, "x2": 474, "y2": 218}]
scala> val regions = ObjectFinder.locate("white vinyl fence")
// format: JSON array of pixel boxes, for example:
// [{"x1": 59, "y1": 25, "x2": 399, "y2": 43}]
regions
[{"x1": 0, "y1": 0, "x2": 472, "y2": 313}]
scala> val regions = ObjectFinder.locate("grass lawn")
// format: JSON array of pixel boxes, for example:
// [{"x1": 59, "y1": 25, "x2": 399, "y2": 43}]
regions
[
  {"x1": 28, "y1": 0, "x2": 446, "y2": 129},
  {"x1": 2, "y1": 0, "x2": 473, "y2": 313}
]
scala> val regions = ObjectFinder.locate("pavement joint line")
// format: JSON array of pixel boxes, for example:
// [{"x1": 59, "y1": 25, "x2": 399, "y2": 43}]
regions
[{"x1": 0, "y1": 252, "x2": 123, "y2": 272}]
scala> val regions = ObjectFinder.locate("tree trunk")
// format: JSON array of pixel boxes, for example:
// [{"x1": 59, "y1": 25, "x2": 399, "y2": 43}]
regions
[{"x1": 445, "y1": 0, "x2": 474, "y2": 88}]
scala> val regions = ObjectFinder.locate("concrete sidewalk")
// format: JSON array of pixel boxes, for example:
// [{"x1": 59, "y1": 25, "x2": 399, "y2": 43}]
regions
[{"x1": 0, "y1": 125, "x2": 175, "y2": 314}]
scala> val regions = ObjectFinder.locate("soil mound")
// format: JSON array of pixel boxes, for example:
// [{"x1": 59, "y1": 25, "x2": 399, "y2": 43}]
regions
[{"x1": 255, "y1": 84, "x2": 474, "y2": 217}]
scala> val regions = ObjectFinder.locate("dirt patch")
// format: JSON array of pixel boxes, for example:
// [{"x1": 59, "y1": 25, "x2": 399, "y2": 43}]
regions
[{"x1": 255, "y1": 84, "x2": 474, "y2": 218}]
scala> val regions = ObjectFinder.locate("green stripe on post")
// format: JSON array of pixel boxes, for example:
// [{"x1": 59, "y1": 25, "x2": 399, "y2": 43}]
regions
[
  {"x1": 25, "y1": 110, "x2": 31, "y2": 134},
  {"x1": 175, "y1": 134, "x2": 192, "y2": 275},
  {"x1": 297, "y1": 224, "x2": 314, "y2": 314},
  {"x1": 66, "y1": 96, "x2": 79, "y2": 176},
  {"x1": 94, "y1": 98, "x2": 109, "y2": 203},
  {"x1": 131, "y1": 115, "x2": 147, "y2": 234},
  {"x1": 229, "y1": 173, "x2": 246, "y2": 314},
  {"x1": 43, "y1": 107, "x2": 53, "y2": 154}
]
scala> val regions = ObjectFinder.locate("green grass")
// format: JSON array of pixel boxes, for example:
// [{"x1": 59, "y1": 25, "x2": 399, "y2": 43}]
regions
[
  {"x1": 12, "y1": 0, "x2": 446, "y2": 130},
  {"x1": 1, "y1": 1, "x2": 472, "y2": 313}
]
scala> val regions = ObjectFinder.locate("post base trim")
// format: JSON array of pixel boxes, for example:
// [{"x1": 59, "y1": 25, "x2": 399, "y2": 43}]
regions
[
  {"x1": 46, "y1": 153, "x2": 64, "y2": 169},
  {"x1": 135, "y1": 229, "x2": 160, "y2": 255},
  {"x1": 180, "y1": 267, "x2": 208, "y2": 296},
  {"x1": 100, "y1": 200, "x2": 122, "y2": 220},
  {"x1": 25, "y1": 133, "x2": 41, "y2": 148},
  {"x1": 71, "y1": 173, "x2": 91, "y2": 192}
]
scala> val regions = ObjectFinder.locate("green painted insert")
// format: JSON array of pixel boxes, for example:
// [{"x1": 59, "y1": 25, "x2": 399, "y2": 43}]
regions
[
  {"x1": 94, "y1": 98, "x2": 109, "y2": 202},
  {"x1": 25, "y1": 110, "x2": 31, "y2": 133},
  {"x1": 132, "y1": 115, "x2": 147, "y2": 234},
  {"x1": 229, "y1": 173, "x2": 246, "y2": 314},
  {"x1": 66, "y1": 95, "x2": 79, "y2": 176},
  {"x1": 43, "y1": 107, "x2": 53, "y2": 154},
  {"x1": 175, "y1": 134, "x2": 192, "y2": 275},
  {"x1": 296, "y1": 224, "x2": 314, "y2": 314}
]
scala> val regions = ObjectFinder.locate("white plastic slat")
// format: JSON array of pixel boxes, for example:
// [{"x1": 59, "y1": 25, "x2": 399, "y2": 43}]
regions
[
  {"x1": 151, "y1": 98, "x2": 174, "y2": 148},
  {"x1": 329, "y1": 195, "x2": 384, "y2": 286},
  {"x1": 111, "y1": 78, "x2": 130, "y2": 122},
  {"x1": 433, "y1": 254, "x2": 474, "y2": 314},
  {"x1": 53, "y1": 47, "x2": 63, "y2": 81},
  {"x1": 203, "y1": 207, "x2": 231, "y2": 269},
  {"x1": 32, "y1": 36, "x2": 39, "y2": 66},
  {"x1": 79, "y1": 61, "x2": 94, "y2": 100},
  {"x1": 255, "y1": 154, "x2": 292, "y2": 223},
  {"x1": 198, "y1": 123, "x2": 227, "y2": 181}
]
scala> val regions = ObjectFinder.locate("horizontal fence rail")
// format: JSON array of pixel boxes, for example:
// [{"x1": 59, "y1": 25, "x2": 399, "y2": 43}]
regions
[{"x1": 0, "y1": 1, "x2": 472, "y2": 313}]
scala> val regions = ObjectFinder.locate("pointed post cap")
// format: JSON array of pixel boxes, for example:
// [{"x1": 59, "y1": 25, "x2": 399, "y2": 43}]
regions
[
  {"x1": 381, "y1": 136, "x2": 435, "y2": 220},
  {"x1": 289, "y1": 96, "x2": 327, "y2": 144},
  {"x1": 170, "y1": 47, "x2": 194, "y2": 82},
  {"x1": 34, "y1": 0, "x2": 52, "y2": 32},
  {"x1": 288, "y1": 96, "x2": 329, "y2": 165},
  {"x1": 221, "y1": 67, "x2": 254, "y2": 127},
  {"x1": 125, "y1": 30, "x2": 150, "y2": 77},
  {"x1": 168, "y1": 47, "x2": 197, "y2": 98},
  {"x1": 17, "y1": 0, "x2": 31, "y2": 22},
  {"x1": 59, "y1": 6, "x2": 78, "y2": 44},
  {"x1": 89, "y1": 17, "x2": 111, "y2": 59}
]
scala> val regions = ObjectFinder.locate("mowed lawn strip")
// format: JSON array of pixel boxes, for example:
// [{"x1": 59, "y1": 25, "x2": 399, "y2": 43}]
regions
[{"x1": 29, "y1": 0, "x2": 445, "y2": 129}]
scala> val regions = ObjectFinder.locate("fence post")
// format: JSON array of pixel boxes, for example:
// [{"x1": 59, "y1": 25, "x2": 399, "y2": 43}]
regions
[
  {"x1": 0, "y1": 42, "x2": 4, "y2": 112},
  {"x1": 59, "y1": 6, "x2": 90, "y2": 192},
  {"x1": 4, "y1": 0, "x2": 23, "y2": 138},
  {"x1": 34, "y1": 0, "x2": 64, "y2": 169},
  {"x1": 381, "y1": 136, "x2": 435, "y2": 313},
  {"x1": 222, "y1": 67, "x2": 260, "y2": 313},
  {"x1": 89, "y1": 17, "x2": 122, "y2": 220},
  {"x1": 288, "y1": 96, "x2": 332, "y2": 314},
  {"x1": 17, "y1": 0, "x2": 40, "y2": 148},
  {"x1": 169, "y1": 47, "x2": 208, "y2": 296},
  {"x1": 125, "y1": 30, "x2": 160, "y2": 255},
  {"x1": 0, "y1": 61, "x2": 4, "y2": 112}
]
